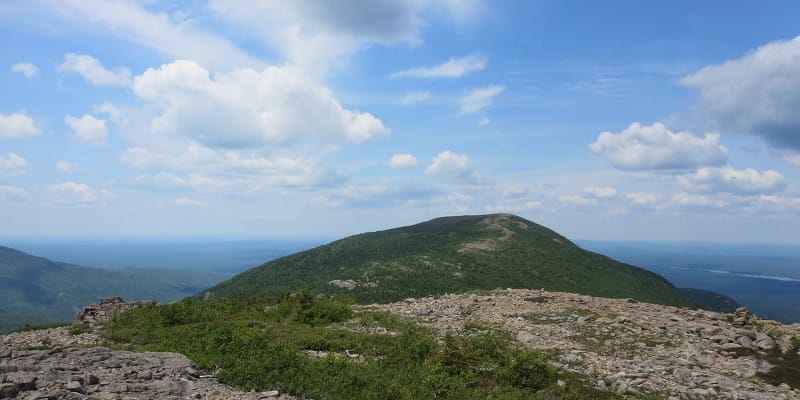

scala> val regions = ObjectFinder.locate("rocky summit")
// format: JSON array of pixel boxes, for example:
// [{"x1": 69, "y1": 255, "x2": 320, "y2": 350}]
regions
[{"x1": 2, "y1": 292, "x2": 799, "y2": 399}]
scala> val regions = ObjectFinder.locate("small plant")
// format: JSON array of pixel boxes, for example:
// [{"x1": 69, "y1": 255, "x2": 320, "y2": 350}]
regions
[
  {"x1": 524, "y1": 296, "x2": 549, "y2": 303},
  {"x1": 68, "y1": 323, "x2": 92, "y2": 335}
]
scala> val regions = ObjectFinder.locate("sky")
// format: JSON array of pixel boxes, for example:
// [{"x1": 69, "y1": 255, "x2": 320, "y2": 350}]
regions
[{"x1": 1, "y1": 1, "x2": 799, "y2": 243}]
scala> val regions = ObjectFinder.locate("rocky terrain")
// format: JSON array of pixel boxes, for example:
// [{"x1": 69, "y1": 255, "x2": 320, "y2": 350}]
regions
[
  {"x1": 0, "y1": 298, "x2": 295, "y2": 400},
  {"x1": 369, "y1": 289, "x2": 800, "y2": 399},
  {"x1": 2, "y1": 292, "x2": 799, "y2": 399}
]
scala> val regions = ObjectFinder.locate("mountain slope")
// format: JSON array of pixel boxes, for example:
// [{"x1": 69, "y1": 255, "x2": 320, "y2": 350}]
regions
[
  {"x1": 208, "y1": 214, "x2": 693, "y2": 306},
  {"x1": 0, "y1": 245, "x2": 225, "y2": 332}
]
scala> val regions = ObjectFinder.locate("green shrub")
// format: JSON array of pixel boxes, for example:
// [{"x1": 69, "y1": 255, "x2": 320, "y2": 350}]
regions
[{"x1": 103, "y1": 295, "x2": 620, "y2": 399}]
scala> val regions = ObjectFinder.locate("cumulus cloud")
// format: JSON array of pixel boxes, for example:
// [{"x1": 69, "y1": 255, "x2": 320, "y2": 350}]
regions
[
  {"x1": 389, "y1": 54, "x2": 486, "y2": 79},
  {"x1": 11, "y1": 62, "x2": 38, "y2": 78},
  {"x1": 56, "y1": 161, "x2": 78, "y2": 174},
  {"x1": 583, "y1": 186, "x2": 617, "y2": 198},
  {"x1": 672, "y1": 192, "x2": 726, "y2": 208},
  {"x1": 759, "y1": 195, "x2": 800, "y2": 209},
  {"x1": 64, "y1": 114, "x2": 108, "y2": 145},
  {"x1": 0, "y1": 152, "x2": 27, "y2": 176},
  {"x1": 120, "y1": 144, "x2": 343, "y2": 189},
  {"x1": 174, "y1": 197, "x2": 206, "y2": 207},
  {"x1": 559, "y1": 195, "x2": 598, "y2": 206},
  {"x1": 131, "y1": 60, "x2": 389, "y2": 148},
  {"x1": 48, "y1": 181, "x2": 114, "y2": 204},
  {"x1": 477, "y1": 117, "x2": 490, "y2": 126},
  {"x1": 93, "y1": 102, "x2": 128, "y2": 127},
  {"x1": 676, "y1": 165, "x2": 786, "y2": 195},
  {"x1": 388, "y1": 153, "x2": 418, "y2": 168},
  {"x1": 680, "y1": 35, "x2": 800, "y2": 150},
  {"x1": 786, "y1": 154, "x2": 800, "y2": 167},
  {"x1": 459, "y1": 85, "x2": 504, "y2": 115},
  {"x1": 626, "y1": 192, "x2": 662, "y2": 205},
  {"x1": 0, "y1": 185, "x2": 28, "y2": 203},
  {"x1": 59, "y1": 53, "x2": 131, "y2": 87},
  {"x1": 425, "y1": 150, "x2": 480, "y2": 183},
  {"x1": 589, "y1": 122, "x2": 728, "y2": 170},
  {"x1": 401, "y1": 91, "x2": 430, "y2": 105},
  {"x1": 0, "y1": 112, "x2": 39, "y2": 139}
]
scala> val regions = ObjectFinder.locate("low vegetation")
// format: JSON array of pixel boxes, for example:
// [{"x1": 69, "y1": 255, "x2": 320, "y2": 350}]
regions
[{"x1": 104, "y1": 294, "x2": 620, "y2": 399}]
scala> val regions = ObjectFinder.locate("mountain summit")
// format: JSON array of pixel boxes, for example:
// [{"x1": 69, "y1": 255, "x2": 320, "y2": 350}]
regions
[{"x1": 208, "y1": 214, "x2": 692, "y2": 306}]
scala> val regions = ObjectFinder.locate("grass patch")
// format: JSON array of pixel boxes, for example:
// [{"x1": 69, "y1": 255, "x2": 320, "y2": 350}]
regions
[
  {"x1": 727, "y1": 346, "x2": 800, "y2": 389},
  {"x1": 104, "y1": 294, "x2": 621, "y2": 399}
]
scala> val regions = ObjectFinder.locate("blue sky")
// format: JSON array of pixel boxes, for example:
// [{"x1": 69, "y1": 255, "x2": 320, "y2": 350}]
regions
[{"x1": 1, "y1": 1, "x2": 799, "y2": 243}]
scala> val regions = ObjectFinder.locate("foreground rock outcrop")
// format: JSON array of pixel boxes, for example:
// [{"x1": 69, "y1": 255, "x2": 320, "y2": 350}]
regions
[
  {"x1": 369, "y1": 289, "x2": 800, "y2": 400},
  {"x1": 0, "y1": 298, "x2": 295, "y2": 400},
  {"x1": 2, "y1": 292, "x2": 799, "y2": 399}
]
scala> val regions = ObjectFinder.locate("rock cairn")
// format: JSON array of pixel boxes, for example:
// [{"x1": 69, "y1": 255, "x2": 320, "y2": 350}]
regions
[{"x1": 734, "y1": 307, "x2": 753, "y2": 327}]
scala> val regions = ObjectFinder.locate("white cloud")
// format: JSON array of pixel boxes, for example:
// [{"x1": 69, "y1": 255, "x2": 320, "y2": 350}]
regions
[
  {"x1": 759, "y1": 195, "x2": 800, "y2": 209},
  {"x1": 0, "y1": 112, "x2": 39, "y2": 139},
  {"x1": 785, "y1": 153, "x2": 800, "y2": 167},
  {"x1": 11, "y1": 62, "x2": 39, "y2": 78},
  {"x1": 120, "y1": 144, "x2": 343, "y2": 189},
  {"x1": 388, "y1": 153, "x2": 418, "y2": 168},
  {"x1": 0, "y1": 152, "x2": 27, "y2": 176},
  {"x1": 56, "y1": 161, "x2": 78, "y2": 174},
  {"x1": 64, "y1": 114, "x2": 108, "y2": 145},
  {"x1": 477, "y1": 116, "x2": 490, "y2": 126},
  {"x1": 0, "y1": 185, "x2": 28, "y2": 203},
  {"x1": 48, "y1": 181, "x2": 113, "y2": 204},
  {"x1": 401, "y1": 91, "x2": 430, "y2": 105},
  {"x1": 93, "y1": 102, "x2": 128, "y2": 127},
  {"x1": 485, "y1": 200, "x2": 541, "y2": 213},
  {"x1": 672, "y1": 192, "x2": 726, "y2": 208},
  {"x1": 680, "y1": 35, "x2": 800, "y2": 150},
  {"x1": 459, "y1": 85, "x2": 504, "y2": 115},
  {"x1": 626, "y1": 192, "x2": 662, "y2": 205},
  {"x1": 559, "y1": 195, "x2": 598, "y2": 206},
  {"x1": 209, "y1": 0, "x2": 427, "y2": 77},
  {"x1": 389, "y1": 54, "x2": 486, "y2": 79},
  {"x1": 589, "y1": 122, "x2": 728, "y2": 171},
  {"x1": 676, "y1": 165, "x2": 786, "y2": 195},
  {"x1": 583, "y1": 186, "x2": 617, "y2": 198},
  {"x1": 44, "y1": 1, "x2": 260, "y2": 71},
  {"x1": 501, "y1": 185, "x2": 528, "y2": 199},
  {"x1": 59, "y1": 53, "x2": 131, "y2": 87},
  {"x1": 174, "y1": 197, "x2": 206, "y2": 207},
  {"x1": 425, "y1": 150, "x2": 480, "y2": 183},
  {"x1": 131, "y1": 60, "x2": 389, "y2": 148}
]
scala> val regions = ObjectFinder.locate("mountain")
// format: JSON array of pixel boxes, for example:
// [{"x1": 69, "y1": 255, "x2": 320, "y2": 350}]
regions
[
  {"x1": 0, "y1": 245, "x2": 225, "y2": 333},
  {"x1": 208, "y1": 214, "x2": 695, "y2": 306}
]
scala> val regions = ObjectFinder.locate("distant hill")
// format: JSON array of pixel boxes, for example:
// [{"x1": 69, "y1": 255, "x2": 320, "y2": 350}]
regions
[
  {"x1": 208, "y1": 214, "x2": 695, "y2": 307},
  {"x1": 0, "y1": 245, "x2": 225, "y2": 332}
]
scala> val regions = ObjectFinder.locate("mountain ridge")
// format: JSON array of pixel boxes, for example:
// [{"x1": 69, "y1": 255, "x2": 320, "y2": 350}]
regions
[
  {"x1": 0, "y1": 245, "x2": 224, "y2": 333},
  {"x1": 207, "y1": 213, "x2": 710, "y2": 308}
]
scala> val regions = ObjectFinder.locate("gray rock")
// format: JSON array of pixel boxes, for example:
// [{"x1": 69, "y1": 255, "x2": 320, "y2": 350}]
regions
[
  {"x1": 66, "y1": 381, "x2": 84, "y2": 393},
  {"x1": 0, "y1": 383, "x2": 18, "y2": 399}
]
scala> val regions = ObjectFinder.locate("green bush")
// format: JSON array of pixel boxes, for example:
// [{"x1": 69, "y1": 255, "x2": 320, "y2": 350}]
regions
[{"x1": 103, "y1": 295, "x2": 620, "y2": 399}]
